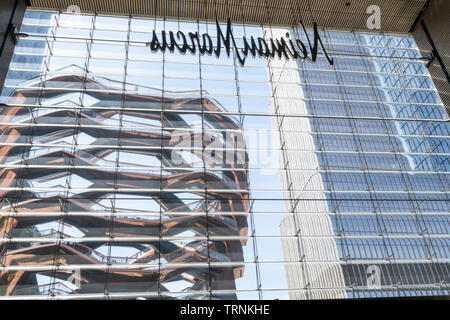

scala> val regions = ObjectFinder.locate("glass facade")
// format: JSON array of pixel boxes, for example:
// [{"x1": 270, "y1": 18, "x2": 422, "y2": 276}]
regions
[{"x1": 0, "y1": 9, "x2": 448, "y2": 299}]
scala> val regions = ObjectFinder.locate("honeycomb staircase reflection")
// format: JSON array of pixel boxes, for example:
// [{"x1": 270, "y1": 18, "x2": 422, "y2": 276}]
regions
[{"x1": 0, "y1": 70, "x2": 249, "y2": 299}]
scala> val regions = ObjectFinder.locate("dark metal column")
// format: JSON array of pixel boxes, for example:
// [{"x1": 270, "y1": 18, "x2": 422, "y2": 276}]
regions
[{"x1": 0, "y1": 0, "x2": 29, "y2": 92}]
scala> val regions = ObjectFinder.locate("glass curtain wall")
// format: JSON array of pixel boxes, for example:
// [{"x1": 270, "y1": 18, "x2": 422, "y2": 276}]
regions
[{"x1": 0, "y1": 9, "x2": 448, "y2": 299}]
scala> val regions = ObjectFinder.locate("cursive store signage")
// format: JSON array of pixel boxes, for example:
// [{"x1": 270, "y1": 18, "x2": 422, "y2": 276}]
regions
[{"x1": 147, "y1": 18, "x2": 334, "y2": 66}]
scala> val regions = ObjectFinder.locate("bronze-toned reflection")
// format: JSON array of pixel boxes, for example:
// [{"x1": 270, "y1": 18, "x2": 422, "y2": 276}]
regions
[{"x1": 0, "y1": 71, "x2": 249, "y2": 298}]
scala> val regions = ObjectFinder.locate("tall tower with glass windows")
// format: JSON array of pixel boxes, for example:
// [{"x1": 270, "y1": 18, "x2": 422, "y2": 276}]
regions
[{"x1": 274, "y1": 27, "x2": 449, "y2": 299}]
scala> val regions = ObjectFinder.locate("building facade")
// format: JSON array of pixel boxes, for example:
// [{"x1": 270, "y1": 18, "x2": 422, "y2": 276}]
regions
[{"x1": 0, "y1": 5, "x2": 448, "y2": 299}]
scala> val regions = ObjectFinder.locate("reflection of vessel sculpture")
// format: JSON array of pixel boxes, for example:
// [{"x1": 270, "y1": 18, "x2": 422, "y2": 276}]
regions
[{"x1": 0, "y1": 69, "x2": 249, "y2": 299}]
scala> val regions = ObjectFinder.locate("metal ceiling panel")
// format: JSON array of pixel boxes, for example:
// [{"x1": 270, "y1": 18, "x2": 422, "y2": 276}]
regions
[{"x1": 29, "y1": 0, "x2": 427, "y2": 32}]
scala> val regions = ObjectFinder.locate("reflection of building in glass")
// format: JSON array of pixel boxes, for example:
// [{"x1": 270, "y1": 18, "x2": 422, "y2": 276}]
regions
[
  {"x1": 0, "y1": 68, "x2": 249, "y2": 299},
  {"x1": 273, "y1": 28, "x2": 449, "y2": 299},
  {"x1": 0, "y1": 9, "x2": 449, "y2": 300}
]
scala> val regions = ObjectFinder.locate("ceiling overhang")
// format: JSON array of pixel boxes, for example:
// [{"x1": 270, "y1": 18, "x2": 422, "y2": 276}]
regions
[{"x1": 29, "y1": 0, "x2": 426, "y2": 33}]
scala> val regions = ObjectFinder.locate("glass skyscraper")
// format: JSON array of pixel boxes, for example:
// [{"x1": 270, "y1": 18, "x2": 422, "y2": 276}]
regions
[{"x1": 0, "y1": 9, "x2": 448, "y2": 299}]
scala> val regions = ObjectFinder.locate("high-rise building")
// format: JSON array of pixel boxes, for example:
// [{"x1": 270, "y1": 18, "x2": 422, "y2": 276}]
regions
[{"x1": 0, "y1": 1, "x2": 448, "y2": 300}]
